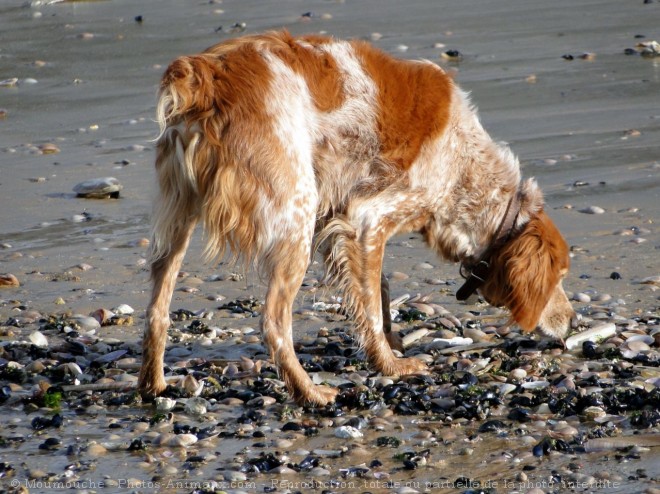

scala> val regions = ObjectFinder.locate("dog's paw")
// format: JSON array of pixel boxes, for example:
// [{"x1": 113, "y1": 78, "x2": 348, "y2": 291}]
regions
[
  {"x1": 138, "y1": 374, "x2": 167, "y2": 402},
  {"x1": 386, "y1": 356, "x2": 428, "y2": 377},
  {"x1": 296, "y1": 384, "x2": 339, "y2": 407}
]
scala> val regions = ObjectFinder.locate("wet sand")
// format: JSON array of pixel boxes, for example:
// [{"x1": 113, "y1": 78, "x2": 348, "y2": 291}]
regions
[{"x1": 1, "y1": 0, "x2": 659, "y2": 493}]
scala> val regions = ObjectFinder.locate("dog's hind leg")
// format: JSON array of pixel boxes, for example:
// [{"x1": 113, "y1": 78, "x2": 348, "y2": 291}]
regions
[
  {"x1": 261, "y1": 235, "x2": 339, "y2": 406},
  {"x1": 139, "y1": 220, "x2": 197, "y2": 399}
]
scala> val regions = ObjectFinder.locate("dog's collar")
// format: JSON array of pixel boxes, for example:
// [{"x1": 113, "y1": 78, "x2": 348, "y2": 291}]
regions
[{"x1": 456, "y1": 190, "x2": 521, "y2": 301}]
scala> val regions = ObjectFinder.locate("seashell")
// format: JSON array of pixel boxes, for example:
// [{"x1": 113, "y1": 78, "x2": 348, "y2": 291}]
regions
[
  {"x1": 402, "y1": 329, "x2": 429, "y2": 348},
  {"x1": 61, "y1": 362, "x2": 83, "y2": 376},
  {"x1": 334, "y1": 426, "x2": 363, "y2": 439},
  {"x1": 579, "y1": 206, "x2": 605, "y2": 214},
  {"x1": 573, "y1": 292, "x2": 591, "y2": 303},
  {"x1": 154, "y1": 397, "x2": 177, "y2": 412},
  {"x1": 39, "y1": 143, "x2": 60, "y2": 154},
  {"x1": 73, "y1": 177, "x2": 122, "y2": 199},
  {"x1": 624, "y1": 334, "x2": 654, "y2": 345},
  {"x1": 113, "y1": 304, "x2": 134, "y2": 315},
  {"x1": 69, "y1": 315, "x2": 101, "y2": 332},
  {"x1": 184, "y1": 397, "x2": 208, "y2": 415},
  {"x1": 462, "y1": 327, "x2": 492, "y2": 342},
  {"x1": 0, "y1": 273, "x2": 20, "y2": 287},
  {"x1": 0, "y1": 78, "x2": 18, "y2": 87},
  {"x1": 637, "y1": 40, "x2": 660, "y2": 57},
  {"x1": 181, "y1": 374, "x2": 203, "y2": 396},
  {"x1": 496, "y1": 383, "x2": 517, "y2": 396},
  {"x1": 408, "y1": 302, "x2": 434, "y2": 316},
  {"x1": 390, "y1": 294, "x2": 410, "y2": 306},
  {"x1": 91, "y1": 308, "x2": 114, "y2": 325},
  {"x1": 508, "y1": 368, "x2": 527, "y2": 381},
  {"x1": 429, "y1": 337, "x2": 473, "y2": 349},
  {"x1": 29, "y1": 331, "x2": 48, "y2": 347},
  {"x1": 620, "y1": 340, "x2": 651, "y2": 358},
  {"x1": 639, "y1": 275, "x2": 660, "y2": 285},
  {"x1": 565, "y1": 323, "x2": 616, "y2": 350},
  {"x1": 521, "y1": 380, "x2": 549, "y2": 389},
  {"x1": 157, "y1": 433, "x2": 198, "y2": 448},
  {"x1": 239, "y1": 355, "x2": 255, "y2": 371}
]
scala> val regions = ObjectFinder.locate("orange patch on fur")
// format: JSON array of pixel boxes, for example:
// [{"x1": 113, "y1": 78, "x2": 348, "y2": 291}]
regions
[
  {"x1": 353, "y1": 41, "x2": 453, "y2": 170},
  {"x1": 274, "y1": 32, "x2": 345, "y2": 112}
]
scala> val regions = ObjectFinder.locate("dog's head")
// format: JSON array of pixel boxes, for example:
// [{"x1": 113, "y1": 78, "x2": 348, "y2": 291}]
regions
[{"x1": 479, "y1": 201, "x2": 574, "y2": 340}]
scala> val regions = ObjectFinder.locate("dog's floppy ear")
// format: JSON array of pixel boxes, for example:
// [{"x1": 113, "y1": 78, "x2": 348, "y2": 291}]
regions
[{"x1": 489, "y1": 210, "x2": 568, "y2": 332}]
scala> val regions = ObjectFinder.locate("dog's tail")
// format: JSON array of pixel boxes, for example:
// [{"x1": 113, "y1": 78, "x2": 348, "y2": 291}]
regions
[
  {"x1": 149, "y1": 56, "x2": 218, "y2": 263},
  {"x1": 155, "y1": 55, "x2": 220, "y2": 142},
  {"x1": 150, "y1": 54, "x2": 256, "y2": 266}
]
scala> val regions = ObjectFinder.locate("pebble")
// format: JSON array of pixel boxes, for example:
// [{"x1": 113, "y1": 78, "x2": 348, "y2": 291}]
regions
[
  {"x1": 87, "y1": 443, "x2": 108, "y2": 457},
  {"x1": 573, "y1": 292, "x2": 591, "y2": 303},
  {"x1": 441, "y1": 49, "x2": 463, "y2": 62},
  {"x1": 414, "y1": 262, "x2": 434, "y2": 270},
  {"x1": 579, "y1": 206, "x2": 605, "y2": 214}
]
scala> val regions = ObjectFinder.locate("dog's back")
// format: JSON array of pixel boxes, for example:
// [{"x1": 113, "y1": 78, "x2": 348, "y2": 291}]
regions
[{"x1": 151, "y1": 31, "x2": 455, "y2": 269}]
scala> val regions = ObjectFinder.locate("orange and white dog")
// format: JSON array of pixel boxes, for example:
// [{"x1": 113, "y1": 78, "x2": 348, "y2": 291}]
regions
[{"x1": 139, "y1": 31, "x2": 574, "y2": 405}]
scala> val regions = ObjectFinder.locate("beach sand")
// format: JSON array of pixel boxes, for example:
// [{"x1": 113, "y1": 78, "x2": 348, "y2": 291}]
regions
[{"x1": 1, "y1": 0, "x2": 659, "y2": 492}]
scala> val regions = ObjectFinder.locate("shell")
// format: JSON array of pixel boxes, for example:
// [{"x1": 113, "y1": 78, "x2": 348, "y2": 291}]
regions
[
  {"x1": 565, "y1": 323, "x2": 616, "y2": 350},
  {"x1": 0, "y1": 274, "x2": 20, "y2": 287},
  {"x1": 73, "y1": 177, "x2": 123, "y2": 199},
  {"x1": 29, "y1": 331, "x2": 48, "y2": 347},
  {"x1": 154, "y1": 397, "x2": 177, "y2": 412}
]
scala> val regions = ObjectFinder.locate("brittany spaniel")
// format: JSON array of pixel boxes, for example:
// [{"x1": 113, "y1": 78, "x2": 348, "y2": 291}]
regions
[{"x1": 139, "y1": 31, "x2": 574, "y2": 405}]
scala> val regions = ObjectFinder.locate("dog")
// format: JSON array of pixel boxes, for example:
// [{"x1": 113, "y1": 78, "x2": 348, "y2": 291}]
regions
[{"x1": 138, "y1": 31, "x2": 575, "y2": 406}]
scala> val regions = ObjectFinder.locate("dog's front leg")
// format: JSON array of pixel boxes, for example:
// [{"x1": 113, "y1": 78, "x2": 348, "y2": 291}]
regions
[
  {"x1": 359, "y1": 233, "x2": 427, "y2": 377},
  {"x1": 381, "y1": 273, "x2": 404, "y2": 352},
  {"x1": 323, "y1": 212, "x2": 427, "y2": 378}
]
